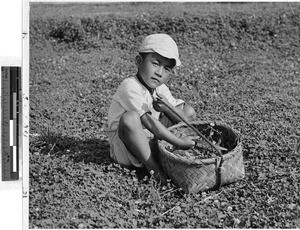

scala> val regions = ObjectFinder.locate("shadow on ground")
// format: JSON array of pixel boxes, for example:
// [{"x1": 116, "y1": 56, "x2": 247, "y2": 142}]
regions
[
  {"x1": 30, "y1": 131, "x2": 154, "y2": 180},
  {"x1": 30, "y1": 132, "x2": 114, "y2": 165}
]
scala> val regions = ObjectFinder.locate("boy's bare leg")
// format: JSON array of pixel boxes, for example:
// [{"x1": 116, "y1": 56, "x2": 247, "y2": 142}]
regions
[
  {"x1": 118, "y1": 111, "x2": 167, "y2": 184},
  {"x1": 162, "y1": 103, "x2": 196, "y2": 128},
  {"x1": 181, "y1": 103, "x2": 197, "y2": 122}
]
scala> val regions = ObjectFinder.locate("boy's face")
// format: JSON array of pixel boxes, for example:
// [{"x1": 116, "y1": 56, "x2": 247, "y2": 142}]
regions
[{"x1": 137, "y1": 52, "x2": 175, "y2": 89}]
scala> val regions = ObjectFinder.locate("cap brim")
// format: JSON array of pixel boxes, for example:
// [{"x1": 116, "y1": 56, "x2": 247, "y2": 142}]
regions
[{"x1": 138, "y1": 48, "x2": 181, "y2": 67}]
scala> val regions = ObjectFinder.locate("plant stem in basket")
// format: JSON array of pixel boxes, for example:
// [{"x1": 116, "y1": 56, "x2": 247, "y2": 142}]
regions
[{"x1": 154, "y1": 95, "x2": 223, "y2": 157}]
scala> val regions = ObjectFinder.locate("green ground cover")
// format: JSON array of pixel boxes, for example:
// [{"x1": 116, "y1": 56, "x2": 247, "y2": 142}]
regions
[{"x1": 29, "y1": 2, "x2": 300, "y2": 228}]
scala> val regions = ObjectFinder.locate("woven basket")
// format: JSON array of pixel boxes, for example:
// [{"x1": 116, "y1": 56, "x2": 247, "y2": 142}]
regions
[{"x1": 157, "y1": 121, "x2": 244, "y2": 193}]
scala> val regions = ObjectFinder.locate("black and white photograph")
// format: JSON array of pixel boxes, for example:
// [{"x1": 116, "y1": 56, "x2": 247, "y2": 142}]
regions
[{"x1": 2, "y1": 0, "x2": 300, "y2": 229}]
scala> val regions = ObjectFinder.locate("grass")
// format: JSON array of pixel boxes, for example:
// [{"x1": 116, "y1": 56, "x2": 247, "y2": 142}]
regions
[{"x1": 29, "y1": 2, "x2": 300, "y2": 229}]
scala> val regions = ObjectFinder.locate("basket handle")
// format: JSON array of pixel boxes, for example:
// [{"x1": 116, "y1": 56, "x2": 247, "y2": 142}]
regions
[{"x1": 154, "y1": 95, "x2": 223, "y2": 158}]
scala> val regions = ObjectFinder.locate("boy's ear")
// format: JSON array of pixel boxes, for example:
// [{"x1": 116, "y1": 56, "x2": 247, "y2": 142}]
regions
[{"x1": 136, "y1": 55, "x2": 142, "y2": 66}]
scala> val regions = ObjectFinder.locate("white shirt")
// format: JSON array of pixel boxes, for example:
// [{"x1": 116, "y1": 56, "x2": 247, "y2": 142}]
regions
[{"x1": 107, "y1": 76, "x2": 184, "y2": 132}]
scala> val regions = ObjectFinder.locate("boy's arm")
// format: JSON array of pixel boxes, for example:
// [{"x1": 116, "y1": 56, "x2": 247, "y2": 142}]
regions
[
  {"x1": 152, "y1": 94, "x2": 188, "y2": 124},
  {"x1": 141, "y1": 112, "x2": 195, "y2": 149}
]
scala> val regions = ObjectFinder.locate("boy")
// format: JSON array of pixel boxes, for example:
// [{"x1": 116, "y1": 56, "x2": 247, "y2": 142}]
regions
[{"x1": 107, "y1": 34, "x2": 196, "y2": 183}]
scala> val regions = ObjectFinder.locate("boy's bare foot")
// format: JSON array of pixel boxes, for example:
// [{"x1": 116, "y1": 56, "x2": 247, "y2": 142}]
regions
[{"x1": 150, "y1": 169, "x2": 168, "y2": 185}]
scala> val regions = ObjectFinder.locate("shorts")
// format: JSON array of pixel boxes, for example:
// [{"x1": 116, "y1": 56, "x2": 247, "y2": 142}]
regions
[{"x1": 107, "y1": 103, "x2": 185, "y2": 167}]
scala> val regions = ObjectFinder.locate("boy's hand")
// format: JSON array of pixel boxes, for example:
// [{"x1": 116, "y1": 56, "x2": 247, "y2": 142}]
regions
[
  {"x1": 152, "y1": 93, "x2": 169, "y2": 112},
  {"x1": 179, "y1": 136, "x2": 196, "y2": 150}
]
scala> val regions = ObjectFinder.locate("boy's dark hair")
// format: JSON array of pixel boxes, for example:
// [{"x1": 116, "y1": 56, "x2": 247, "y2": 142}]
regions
[{"x1": 139, "y1": 52, "x2": 147, "y2": 59}]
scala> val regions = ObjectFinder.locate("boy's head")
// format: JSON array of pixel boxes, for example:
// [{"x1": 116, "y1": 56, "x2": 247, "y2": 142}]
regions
[
  {"x1": 136, "y1": 34, "x2": 181, "y2": 89},
  {"x1": 138, "y1": 33, "x2": 181, "y2": 67}
]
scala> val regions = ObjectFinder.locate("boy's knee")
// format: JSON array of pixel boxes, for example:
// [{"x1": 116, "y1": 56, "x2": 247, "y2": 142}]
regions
[
  {"x1": 119, "y1": 111, "x2": 141, "y2": 130},
  {"x1": 183, "y1": 104, "x2": 196, "y2": 121}
]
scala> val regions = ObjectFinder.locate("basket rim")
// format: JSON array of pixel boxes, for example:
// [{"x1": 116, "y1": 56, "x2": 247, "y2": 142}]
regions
[{"x1": 157, "y1": 120, "x2": 242, "y2": 165}]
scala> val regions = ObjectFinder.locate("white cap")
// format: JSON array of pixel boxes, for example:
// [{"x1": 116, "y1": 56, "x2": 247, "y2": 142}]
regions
[{"x1": 138, "y1": 33, "x2": 181, "y2": 67}]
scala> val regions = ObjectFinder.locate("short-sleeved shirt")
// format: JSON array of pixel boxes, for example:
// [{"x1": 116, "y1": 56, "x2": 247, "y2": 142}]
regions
[
  {"x1": 107, "y1": 76, "x2": 184, "y2": 133},
  {"x1": 106, "y1": 76, "x2": 184, "y2": 167}
]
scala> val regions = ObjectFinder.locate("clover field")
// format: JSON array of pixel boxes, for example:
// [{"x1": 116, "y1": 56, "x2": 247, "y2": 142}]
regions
[{"x1": 29, "y1": 2, "x2": 300, "y2": 229}]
